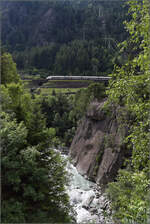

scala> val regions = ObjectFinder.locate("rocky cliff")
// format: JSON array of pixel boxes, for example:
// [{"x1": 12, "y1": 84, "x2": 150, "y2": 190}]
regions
[{"x1": 70, "y1": 100, "x2": 130, "y2": 186}]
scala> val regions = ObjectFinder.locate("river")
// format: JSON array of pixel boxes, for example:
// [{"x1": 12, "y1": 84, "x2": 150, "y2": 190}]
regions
[{"x1": 63, "y1": 154, "x2": 114, "y2": 224}]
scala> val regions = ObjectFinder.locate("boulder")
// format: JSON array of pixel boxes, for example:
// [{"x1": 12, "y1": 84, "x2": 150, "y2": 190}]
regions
[{"x1": 81, "y1": 190, "x2": 95, "y2": 209}]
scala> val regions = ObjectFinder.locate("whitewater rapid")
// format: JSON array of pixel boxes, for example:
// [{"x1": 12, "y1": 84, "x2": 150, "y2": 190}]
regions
[{"x1": 64, "y1": 155, "x2": 114, "y2": 224}]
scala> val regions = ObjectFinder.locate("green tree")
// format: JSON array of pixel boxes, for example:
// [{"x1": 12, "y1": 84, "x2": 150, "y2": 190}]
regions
[
  {"x1": 37, "y1": 93, "x2": 75, "y2": 146},
  {"x1": 72, "y1": 82, "x2": 106, "y2": 120},
  {"x1": 106, "y1": 0, "x2": 150, "y2": 223},
  {"x1": 1, "y1": 112, "x2": 72, "y2": 223},
  {"x1": 1, "y1": 52, "x2": 73, "y2": 223},
  {"x1": 1, "y1": 83, "x2": 32, "y2": 123},
  {"x1": 26, "y1": 98, "x2": 59, "y2": 148},
  {"x1": 1, "y1": 53, "x2": 20, "y2": 85}
]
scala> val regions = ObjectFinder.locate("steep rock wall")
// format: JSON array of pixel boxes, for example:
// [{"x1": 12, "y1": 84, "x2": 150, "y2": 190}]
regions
[{"x1": 70, "y1": 100, "x2": 130, "y2": 186}]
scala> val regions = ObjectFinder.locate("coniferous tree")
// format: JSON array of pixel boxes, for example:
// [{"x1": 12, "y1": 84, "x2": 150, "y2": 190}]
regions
[{"x1": 1, "y1": 53, "x2": 73, "y2": 223}]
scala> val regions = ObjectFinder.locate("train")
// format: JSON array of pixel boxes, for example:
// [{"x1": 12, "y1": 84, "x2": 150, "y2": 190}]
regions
[{"x1": 46, "y1": 76, "x2": 111, "y2": 81}]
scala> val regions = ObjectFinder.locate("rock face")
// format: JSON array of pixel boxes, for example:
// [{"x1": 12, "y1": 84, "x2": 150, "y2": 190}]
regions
[{"x1": 70, "y1": 100, "x2": 130, "y2": 185}]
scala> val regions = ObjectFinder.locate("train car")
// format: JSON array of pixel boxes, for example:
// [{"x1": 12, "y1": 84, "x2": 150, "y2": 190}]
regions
[{"x1": 46, "y1": 75, "x2": 111, "y2": 81}]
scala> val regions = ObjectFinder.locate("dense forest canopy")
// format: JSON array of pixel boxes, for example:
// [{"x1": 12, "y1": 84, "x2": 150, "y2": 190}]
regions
[
  {"x1": 2, "y1": 0, "x2": 127, "y2": 49},
  {"x1": 2, "y1": 0, "x2": 128, "y2": 76}
]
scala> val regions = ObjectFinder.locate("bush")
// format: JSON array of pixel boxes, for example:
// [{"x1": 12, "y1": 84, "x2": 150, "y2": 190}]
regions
[{"x1": 107, "y1": 170, "x2": 149, "y2": 224}]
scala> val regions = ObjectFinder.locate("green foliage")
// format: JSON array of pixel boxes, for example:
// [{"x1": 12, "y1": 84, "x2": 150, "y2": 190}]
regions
[
  {"x1": 33, "y1": 83, "x2": 105, "y2": 147},
  {"x1": 72, "y1": 88, "x2": 91, "y2": 120},
  {"x1": 14, "y1": 43, "x2": 59, "y2": 71},
  {"x1": 0, "y1": 59, "x2": 29, "y2": 123},
  {"x1": 26, "y1": 98, "x2": 60, "y2": 147},
  {"x1": 87, "y1": 82, "x2": 106, "y2": 100},
  {"x1": 1, "y1": 53, "x2": 73, "y2": 223},
  {"x1": 36, "y1": 93, "x2": 76, "y2": 146},
  {"x1": 1, "y1": 53, "x2": 20, "y2": 85},
  {"x1": 54, "y1": 40, "x2": 90, "y2": 75},
  {"x1": 72, "y1": 82, "x2": 106, "y2": 120},
  {"x1": 13, "y1": 39, "x2": 115, "y2": 76},
  {"x1": 2, "y1": 1, "x2": 127, "y2": 51},
  {"x1": 2, "y1": 1, "x2": 128, "y2": 76},
  {"x1": 53, "y1": 39, "x2": 114, "y2": 76},
  {"x1": 1, "y1": 112, "x2": 72, "y2": 223},
  {"x1": 107, "y1": 170, "x2": 149, "y2": 223},
  {"x1": 106, "y1": 0, "x2": 150, "y2": 223},
  {"x1": 1, "y1": 83, "x2": 32, "y2": 123}
]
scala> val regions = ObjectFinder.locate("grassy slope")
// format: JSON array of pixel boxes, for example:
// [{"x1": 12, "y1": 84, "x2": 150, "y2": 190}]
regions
[{"x1": 22, "y1": 78, "x2": 88, "y2": 95}]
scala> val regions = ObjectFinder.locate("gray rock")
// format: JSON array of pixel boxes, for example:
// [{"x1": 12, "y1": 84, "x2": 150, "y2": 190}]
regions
[
  {"x1": 70, "y1": 100, "x2": 129, "y2": 186},
  {"x1": 90, "y1": 198, "x2": 100, "y2": 207},
  {"x1": 82, "y1": 194, "x2": 95, "y2": 209},
  {"x1": 89, "y1": 207, "x2": 98, "y2": 214}
]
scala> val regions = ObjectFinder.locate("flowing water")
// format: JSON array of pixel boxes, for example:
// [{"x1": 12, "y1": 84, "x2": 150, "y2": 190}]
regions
[{"x1": 63, "y1": 155, "x2": 114, "y2": 224}]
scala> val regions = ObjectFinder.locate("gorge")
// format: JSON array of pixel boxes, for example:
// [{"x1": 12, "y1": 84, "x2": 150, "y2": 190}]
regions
[
  {"x1": 1, "y1": 0, "x2": 149, "y2": 223},
  {"x1": 62, "y1": 99, "x2": 130, "y2": 223}
]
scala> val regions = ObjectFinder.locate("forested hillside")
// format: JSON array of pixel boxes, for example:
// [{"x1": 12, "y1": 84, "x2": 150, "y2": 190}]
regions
[
  {"x1": 1, "y1": 0, "x2": 150, "y2": 223},
  {"x1": 2, "y1": 0, "x2": 128, "y2": 76}
]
